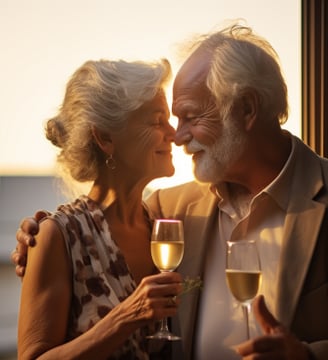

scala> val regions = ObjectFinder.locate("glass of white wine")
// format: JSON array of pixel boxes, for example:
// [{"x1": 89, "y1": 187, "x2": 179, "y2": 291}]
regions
[
  {"x1": 225, "y1": 240, "x2": 262, "y2": 340},
  {"x1": 148, "y1": 219, "x2": 184, "y2": 341}
]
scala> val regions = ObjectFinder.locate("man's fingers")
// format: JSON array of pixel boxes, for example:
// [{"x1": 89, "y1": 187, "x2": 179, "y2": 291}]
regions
[
  {"x1": 10, "y1": 248, "x2": 19, "y2": 265},
  {"x1": 253, "y1": 295, "x2": 282, "y2": 334},
  {"x1": 35, "y1": 210, "x2": 50, "y2": 222},
  {"x1": 15, "y1": 265, "x2": 25, "y2": 277},
  {"x1": 238, "y1": 296, "x2": 309, "y2": 359},
  {"x1": 236, "y1": 334, "x2": 284, "y2": 356},
  {"x1": 16, "y1": 228, "x2": 35, "y2": 247},
  {"x1": 19, "y1": 217, "x2": 38, "y2": 234},
  {"x1": 17, "y1": 211, "x2": 48, "y2": 245}
]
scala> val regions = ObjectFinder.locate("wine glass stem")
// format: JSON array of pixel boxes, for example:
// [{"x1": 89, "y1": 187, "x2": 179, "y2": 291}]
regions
[
  {"x1": 242, "y1": 304, "x2": 250, "y2": 340},
  {"x1": 159, "y1": 316, "x2": 170, "y2": 333}
]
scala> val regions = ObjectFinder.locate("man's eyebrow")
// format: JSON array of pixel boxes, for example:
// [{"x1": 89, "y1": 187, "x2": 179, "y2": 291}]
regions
[{"x1": 172, "y1": 102, "x2": 198, "y2": 115}]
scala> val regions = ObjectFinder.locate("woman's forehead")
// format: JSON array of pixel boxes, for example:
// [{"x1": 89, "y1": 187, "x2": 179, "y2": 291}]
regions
[{"x1": 128, "y1": 91, "x2": 170, "y2": 121}]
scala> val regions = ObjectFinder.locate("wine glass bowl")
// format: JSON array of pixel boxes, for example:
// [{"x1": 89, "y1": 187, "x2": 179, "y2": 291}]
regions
[
  {"x1": 150, "y1": 219, "x2": 184, "y2": 272},
  {"x1": 225, "y1": 269, "x2": 261, "y2": 304},
  {"x1": 225, "y1": 240, "x2": 261, "y2": 339}
]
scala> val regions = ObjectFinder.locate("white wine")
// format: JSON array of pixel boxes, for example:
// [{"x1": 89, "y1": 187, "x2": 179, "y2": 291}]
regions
[
  {"x1": 225, "y1": 269, "x2": 262, "y2": 303},
  {"x1": 151, "y1": 241, "x2": 184, "y2": 271}
]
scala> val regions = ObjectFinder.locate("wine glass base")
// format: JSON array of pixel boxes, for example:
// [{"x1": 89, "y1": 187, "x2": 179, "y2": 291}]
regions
[{"x1": 146, "y1": 331, "x2": 181, "y2": 341}]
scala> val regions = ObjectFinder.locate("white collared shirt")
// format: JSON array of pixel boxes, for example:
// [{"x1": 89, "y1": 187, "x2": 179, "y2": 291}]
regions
[{"x1": 194, "y1": 135, "x2": 296, "y2": 359}]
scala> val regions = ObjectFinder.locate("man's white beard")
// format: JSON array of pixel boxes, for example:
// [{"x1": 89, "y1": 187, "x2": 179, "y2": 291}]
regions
[{"x1": 186, "y1": 114, "x2": 247, "y2": 184}]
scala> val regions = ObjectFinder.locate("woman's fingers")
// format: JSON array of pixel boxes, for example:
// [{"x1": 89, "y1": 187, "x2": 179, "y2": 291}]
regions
[{"x1": 129, "y1": 272, "x2": 183, "y2": 321}]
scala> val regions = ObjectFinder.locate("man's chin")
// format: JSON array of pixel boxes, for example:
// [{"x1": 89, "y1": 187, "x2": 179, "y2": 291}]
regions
[
  {"x1": 193, "y1": 170, "x2": 212, "y2": 184},
  {"x1": 193, "y1": 164, "x2": 221, "y2": 184}
]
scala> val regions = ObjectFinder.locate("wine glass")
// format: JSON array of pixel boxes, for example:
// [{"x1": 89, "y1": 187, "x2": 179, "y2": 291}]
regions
[
  {"x1": 225, "y1": 240, "x2": 262, "y2": 340},
  {"x1": 147, "y1": 219, "x2": 184, "y2": 341}
]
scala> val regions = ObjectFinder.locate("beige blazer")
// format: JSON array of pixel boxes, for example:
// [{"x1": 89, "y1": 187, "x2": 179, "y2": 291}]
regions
[{"x1": 146, "y1": 136, "x2": 328, "y2": 360}]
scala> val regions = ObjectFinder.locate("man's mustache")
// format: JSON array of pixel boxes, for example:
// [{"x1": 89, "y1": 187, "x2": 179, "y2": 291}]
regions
[{"x1": 184, "y1": 139, "x2": 206, "y2": 155}]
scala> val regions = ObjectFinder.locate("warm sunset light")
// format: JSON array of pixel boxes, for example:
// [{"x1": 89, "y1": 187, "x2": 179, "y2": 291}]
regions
[
  {"x1": 0, "y1": 0, "x2": 300, "y2": 191},
  {"x1": 0, "y1": 3, "x2": 301, "y2": 357}
]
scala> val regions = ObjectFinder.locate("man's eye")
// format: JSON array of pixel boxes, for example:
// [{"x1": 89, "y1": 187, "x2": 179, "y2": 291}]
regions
[{"x1": 185, "y1": 116, "x2": 198, "y2": 124}]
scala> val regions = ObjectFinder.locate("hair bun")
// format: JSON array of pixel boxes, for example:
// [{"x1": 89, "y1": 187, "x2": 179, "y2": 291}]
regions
[{"x1": 45, "y1": 117, "x2": 66, "y2": 148}]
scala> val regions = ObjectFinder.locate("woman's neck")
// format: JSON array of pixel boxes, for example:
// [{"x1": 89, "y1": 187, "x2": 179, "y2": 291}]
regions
[{"x1": 88, "y1": 178, "x2": 146, "y2": 226}]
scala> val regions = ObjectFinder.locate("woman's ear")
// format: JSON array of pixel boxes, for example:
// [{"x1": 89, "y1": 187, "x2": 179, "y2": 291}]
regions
[{"x1": 91, "y1": 126, "x2": 113, "y2": 154}]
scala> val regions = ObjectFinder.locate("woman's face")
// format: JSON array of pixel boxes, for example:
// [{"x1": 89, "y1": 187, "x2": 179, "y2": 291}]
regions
[{"x1": 112, "y1": 90, "x2": 175, "y2": 183}]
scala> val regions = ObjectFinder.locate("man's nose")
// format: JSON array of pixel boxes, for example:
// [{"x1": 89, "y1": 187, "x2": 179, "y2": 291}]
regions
[
  {"x1": 165, "y1": 123, "x2": 176, "y2": 142},
  {"x1": 174, "y1": 124, "x2": 192, "y2": 146}
]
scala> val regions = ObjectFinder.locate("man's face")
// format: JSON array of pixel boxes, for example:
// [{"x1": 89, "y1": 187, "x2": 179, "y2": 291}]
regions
[
  {"x1": 172, "y1": 49, "x2": 247, "y2": 184},
  {"x1": 184, "y1": 112, "x2": 247, "y2": 184}
]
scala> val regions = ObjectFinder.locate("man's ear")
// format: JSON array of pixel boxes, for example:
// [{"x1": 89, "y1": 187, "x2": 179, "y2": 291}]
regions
[
  {"x1": 91, "y1": 126, "x2": 113, "y2": 154},
  {"x1": 241, "y1": 89, "x2": 259, "y2": 131}
]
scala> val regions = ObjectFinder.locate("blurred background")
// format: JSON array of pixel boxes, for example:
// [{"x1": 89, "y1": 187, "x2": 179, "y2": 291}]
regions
[{"x1": 0, "y1": 0, "x2": 300, "y2": 358}]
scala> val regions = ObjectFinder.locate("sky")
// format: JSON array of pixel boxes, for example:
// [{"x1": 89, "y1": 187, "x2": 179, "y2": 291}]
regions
[{"x1": 0, "y1": 0, "x2": 300, "y2": 189}]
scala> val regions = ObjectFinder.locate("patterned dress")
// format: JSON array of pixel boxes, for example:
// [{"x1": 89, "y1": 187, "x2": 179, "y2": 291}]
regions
[{"x1": 48, "y1": 195, "x2": 151, "y2": 359}]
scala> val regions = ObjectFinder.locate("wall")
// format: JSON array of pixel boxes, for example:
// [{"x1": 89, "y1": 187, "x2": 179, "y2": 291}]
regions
[{"x1": 0, "y1": 176, "x2": 69, "y2": 358}]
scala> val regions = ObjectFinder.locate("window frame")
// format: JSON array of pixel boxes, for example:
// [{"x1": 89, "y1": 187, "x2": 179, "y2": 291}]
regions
[{"x1": 302, "y1": 0, "x2": 328, "y2": 157}]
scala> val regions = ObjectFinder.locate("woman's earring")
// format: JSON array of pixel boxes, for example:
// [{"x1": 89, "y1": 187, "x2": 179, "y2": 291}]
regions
[{"x1": 105, "y1": 154, "x2": 116, "y2": 170}]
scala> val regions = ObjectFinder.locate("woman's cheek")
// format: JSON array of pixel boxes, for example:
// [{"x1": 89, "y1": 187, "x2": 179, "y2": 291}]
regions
[{"x1": 135, "y1": 129, "x2": 161, "y2": 152}]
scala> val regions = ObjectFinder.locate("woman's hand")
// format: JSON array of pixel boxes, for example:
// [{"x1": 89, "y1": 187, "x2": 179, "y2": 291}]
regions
[
  {"x1": 117, "y1": 271, "x2": 183, "y2": 328},
  {"x1": 11, "y1": 210, "x2": 49, "y2": 276}
]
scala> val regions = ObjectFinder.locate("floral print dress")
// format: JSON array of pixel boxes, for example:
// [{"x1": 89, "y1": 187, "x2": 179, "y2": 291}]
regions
[{"x1": 49, "y1": 195, "x2": 150, "y2": 359}]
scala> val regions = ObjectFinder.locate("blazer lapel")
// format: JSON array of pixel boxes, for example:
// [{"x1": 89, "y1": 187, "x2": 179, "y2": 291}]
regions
[
  {"x1": 180, "y1": 194, "x2": 217, "y2": 278},
  {"x1": 276, "y1": 201, "x2": 325, "y2": 326},
  {"x1": 177, "y1": 188, "x2": 218, "y2": 359},
  {"x1": 276, "y1": 140, "x2": 327, "y2": 326}
]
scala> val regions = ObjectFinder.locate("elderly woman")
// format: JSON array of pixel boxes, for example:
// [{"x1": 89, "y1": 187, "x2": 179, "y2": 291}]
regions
[{"x1": 17, "y1": 58, "x2": 182, "y2": 360}]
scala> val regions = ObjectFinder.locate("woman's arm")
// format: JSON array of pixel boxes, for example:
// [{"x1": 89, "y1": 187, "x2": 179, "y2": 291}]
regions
[{"x1": 18, "y1": 218, "x2": 72, "y2": 359}]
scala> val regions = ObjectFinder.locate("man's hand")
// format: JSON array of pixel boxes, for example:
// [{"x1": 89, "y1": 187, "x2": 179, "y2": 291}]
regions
[
  {"x1": 11, "y1": 210, "x2": 49, "y2": 277},
  {"x1": 236, "y1": 295, "x2": 311, "y2": 359}
]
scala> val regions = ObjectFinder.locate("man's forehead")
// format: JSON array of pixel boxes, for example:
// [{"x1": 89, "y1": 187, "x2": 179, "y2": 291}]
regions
[{"x1": 175, "y1": 48, "x2": 211, "y2": 85}]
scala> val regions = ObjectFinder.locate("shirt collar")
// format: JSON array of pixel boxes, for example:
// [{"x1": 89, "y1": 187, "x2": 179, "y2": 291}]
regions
[
  {"x1": 262, "y1": 133, "x2": 296, "y2": 211},
  {"x1": 210, "y1": 132, "x2": 297, "y2": 212}
]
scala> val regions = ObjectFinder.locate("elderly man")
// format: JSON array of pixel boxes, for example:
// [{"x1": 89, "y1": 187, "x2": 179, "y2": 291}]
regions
[{"x1": 147, "y1": 23, "x2": 328, "y2": 360}]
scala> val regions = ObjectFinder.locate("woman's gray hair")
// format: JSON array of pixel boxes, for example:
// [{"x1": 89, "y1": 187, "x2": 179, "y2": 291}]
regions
[
  {"x1": 190, "y1": 21, "x2": 289, "y2": 125},
  {"x1": 45, "y1": 58, "x2": 172, "y2": 182}
]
